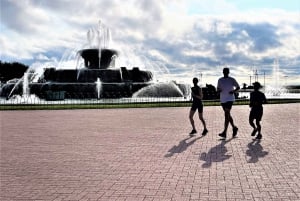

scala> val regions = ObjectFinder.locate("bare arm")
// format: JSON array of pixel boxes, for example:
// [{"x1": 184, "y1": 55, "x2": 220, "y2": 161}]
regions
[
  {"x1": 217, "y1": 80, "x2": 221, "y2": 93},
  {"x1": 230, "y1": 78, "x2": 240, "y2": 94},
  {"x1": 192, "y1": 87, "x2": 203, "y2": 100},
  {"x1": 230, "y1": 86, "x2": 240, "y2": 94},
  {"x1": 263, "y1": 93, "x2": 267, "y2": 104}
]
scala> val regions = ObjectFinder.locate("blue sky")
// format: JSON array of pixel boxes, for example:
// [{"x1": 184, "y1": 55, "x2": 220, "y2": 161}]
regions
[
  {"x1": 0, "y1": 0, "x2": 299, "y2": 85},
  {"x1": 188, "y1": 0, "x2": 300, "y2": 14},
  {"x1": 227, "y1": 0, "x2": 299, "y2": 11}
]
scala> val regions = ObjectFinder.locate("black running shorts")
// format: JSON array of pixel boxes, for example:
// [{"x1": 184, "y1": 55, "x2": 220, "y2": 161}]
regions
[
  {"x1": 191, "y1": 101, "x2": 203, "y2": 113},
  {"x1": 249, "y1": 108, "x2": 263, "y2": 121},
  {"x1": 221, "y1": 101, "x2": 233, "y2": 110}
]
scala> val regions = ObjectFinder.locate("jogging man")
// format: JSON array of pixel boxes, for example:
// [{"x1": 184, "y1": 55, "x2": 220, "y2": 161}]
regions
[{"x1": 217, "y1": 68, "x2": 240, "y2": 139}]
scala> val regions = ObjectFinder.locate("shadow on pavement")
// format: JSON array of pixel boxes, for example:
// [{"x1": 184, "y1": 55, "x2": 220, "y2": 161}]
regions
[
  {"x1": 165, "y1": 135, "x2": 204, "y2": 157},
  {"x1": 199, "y1": 138, "x2": 233, "y2": 168},
  {"x1": 246, "y1": 139, "x2": 269, "y2": 163}
]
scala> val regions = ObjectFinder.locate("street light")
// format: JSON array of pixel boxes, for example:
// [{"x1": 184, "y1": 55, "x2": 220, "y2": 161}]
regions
[{"x1": 284, "y1": 76, "x2": 288, "y2": 86}]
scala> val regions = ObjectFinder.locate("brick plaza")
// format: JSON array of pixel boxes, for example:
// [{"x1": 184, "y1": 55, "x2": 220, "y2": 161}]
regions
[{"x1": 1, "y1": 103, "x2": 299, "y2": 201}]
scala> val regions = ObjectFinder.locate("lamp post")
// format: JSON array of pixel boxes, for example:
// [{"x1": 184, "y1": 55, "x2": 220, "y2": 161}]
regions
[
  {"x1": 199, "y1": 73, "x2": 203, "y2": 86},
  {"x1": 263, "y1": 71, "x2": 265, "y2": 92},
  {"x1": 254, "y1": 69, "x2": 258, "y2": 82},
  {"x1": 284, "y1": 76, "x2": 288, "y2": 86}
]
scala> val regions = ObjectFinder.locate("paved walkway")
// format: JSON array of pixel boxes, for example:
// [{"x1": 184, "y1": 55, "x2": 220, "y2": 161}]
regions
[{"x1": 1, "y1": 103, "x2": 299, "y2": 201}]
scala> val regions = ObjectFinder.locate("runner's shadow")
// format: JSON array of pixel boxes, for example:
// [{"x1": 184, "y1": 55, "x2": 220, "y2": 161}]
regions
[
  {"x1": 165, "y1": 136, "x2": 204, "y2": 157},
  {"x1": 199, "y1": 138, "x2": 233, "y2": 168},
  {"x1": 246, "y1": 139, "x2": 268, "y2": 163}
]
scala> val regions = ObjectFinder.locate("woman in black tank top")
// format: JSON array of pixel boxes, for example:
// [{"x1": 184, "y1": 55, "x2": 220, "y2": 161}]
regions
[{"x1": 189, "y1": 77, "x2": 208, "y2": 136}]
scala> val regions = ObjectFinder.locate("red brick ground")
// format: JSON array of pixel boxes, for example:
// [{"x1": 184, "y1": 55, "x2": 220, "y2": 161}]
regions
[{"x1": 1, "y1": 103, "x2": 299, "y2": 201}]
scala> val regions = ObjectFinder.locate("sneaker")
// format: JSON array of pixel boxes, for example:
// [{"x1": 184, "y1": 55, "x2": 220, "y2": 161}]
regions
[
  {"x1": 233, "y1": 126, "x2": 238, "y2": 137},
  {"x1": 189, "y1": 129, "x2": 197, "y2": 136},
  {"x1": 256, "y1": 134, "x2": 262, "y2": 140},
  {"x1": 218, "y1": 132, "x2": 226, "y2": 138},
  {"x1": 251, "y1": 128, "x2": 258, "y2": 136},
  {"x1": 202, "y1": 129, "x2": 208, "y2": 136}
]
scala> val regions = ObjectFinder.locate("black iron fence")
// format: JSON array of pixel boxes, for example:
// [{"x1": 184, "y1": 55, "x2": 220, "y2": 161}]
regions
[{"x1": 0, "y1": 92, "x2": 299, "y2": 110}]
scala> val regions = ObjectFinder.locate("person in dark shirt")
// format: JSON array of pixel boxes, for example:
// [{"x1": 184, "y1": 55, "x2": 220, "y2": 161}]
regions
[
  {"x1": 249, "y1": 82, "x2": 267, "y2": 139},
  {"x1": 189, "y1": 77, "x2": 208, "y2": 136}
]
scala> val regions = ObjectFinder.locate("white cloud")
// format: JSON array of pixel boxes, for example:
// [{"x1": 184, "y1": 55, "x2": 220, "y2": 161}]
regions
[{"x1": 0, "y1": 0, "x2": 299, "y2": 85}]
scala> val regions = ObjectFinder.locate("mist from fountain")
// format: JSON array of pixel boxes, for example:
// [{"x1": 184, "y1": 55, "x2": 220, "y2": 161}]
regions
[{"x1": 265, "y1": 59, "x2": 288, "y2": 97}]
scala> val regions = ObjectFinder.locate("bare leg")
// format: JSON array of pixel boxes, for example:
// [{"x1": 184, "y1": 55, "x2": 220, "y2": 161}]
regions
[
  {"x1": 228, "y1": 112, "x2": 234, "y2": 128},
  {"x1": 249, "y1": 117, "x2": 256, "y2": 129},
  {"x1": 249, "y1": 117, "x2": 258, "y2": 136},
  {"x1": 198, "y1": 112, "x2": 207, "y2": 130},
  {"x1": 189, "y1": 110, "x2": 196, "y2": 130},
  {"x1": 223, "y1": 109, "x2": 231, "y2": 133},
  {"x1": 255, "y1": 119, "x2": 262, "y2": 139},
  {"x1": 256, "y1": 119, "x2": 261, "y2": 134}
]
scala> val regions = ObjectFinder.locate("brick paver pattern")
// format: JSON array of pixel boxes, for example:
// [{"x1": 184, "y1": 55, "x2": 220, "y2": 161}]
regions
[{"x1": 1, "y1": 103, "x2": 299, "y2": 201}]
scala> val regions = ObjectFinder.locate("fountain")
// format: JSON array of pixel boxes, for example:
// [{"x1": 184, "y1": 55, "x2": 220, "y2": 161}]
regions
[
  {"x1": 0, "y1": 21, "x2": 189, "y2": 101},
  {"x1": 265, "y1": 59, "x2": 288, "y2": 97},
  {"x1": 238, "y1": 59, "x2": 300, "y2": 100}
]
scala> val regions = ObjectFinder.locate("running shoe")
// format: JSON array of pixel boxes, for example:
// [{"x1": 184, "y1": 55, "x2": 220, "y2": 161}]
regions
[
  {"x1": 256, "y1": 134, "x2": 262, "y2": 140},
  {"x1": 251, "y1": 128, "x2": 257, "y2": 136},
  {"x1": 218, "y1": 132, "x2": 226, "y2": 138},
  {"x1": 189, "y1": 129, "x2": 197, "y2": 136},
  {"x1": 233, "y1": 126, "x2": 238, "y2": 137},
  {"x1": 202, "y1": 129, "x2": 208, "y2": 136}
]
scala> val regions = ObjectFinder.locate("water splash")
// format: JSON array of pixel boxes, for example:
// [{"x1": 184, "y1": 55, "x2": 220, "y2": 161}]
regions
[
  {"x1": 133, "y1": 82, "x2": 183, "y2": 97},
  {"x1": 87, "y1": 20, "x2": 111, "y2": 49},
  {"x1": 7, "y1": 77, "x2": 23, "y2": 99},
  {"x1": 7, "y1": 70, "x2": 35, "y2": 99},
  {"x1": 95, "y1": 77, "x2": 102, "y2": 99},
  {"x1": 6, "y1": 94, "x2": 41, "y2": 104},
  {"x1": 265, "y1": 59, "x2": 288, "y2": 96},
  {"x1": 22, "y1": 72, "x2": 30, "y2": 96}
]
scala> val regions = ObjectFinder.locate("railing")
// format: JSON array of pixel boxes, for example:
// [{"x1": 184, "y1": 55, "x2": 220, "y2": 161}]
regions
[{"x1": 0, "y1": 92, "x2": 299, "y2": 110}]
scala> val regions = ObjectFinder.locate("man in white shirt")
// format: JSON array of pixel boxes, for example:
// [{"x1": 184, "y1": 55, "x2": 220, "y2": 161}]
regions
[{"x1": 217, "y1": 68, "x2": 240, "y2": 138}]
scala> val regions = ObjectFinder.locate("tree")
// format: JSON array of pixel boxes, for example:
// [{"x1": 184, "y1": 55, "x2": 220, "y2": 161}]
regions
[{"x1": 0, "y1": 61, "x2": 29, "y2": 83}]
